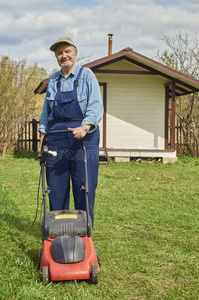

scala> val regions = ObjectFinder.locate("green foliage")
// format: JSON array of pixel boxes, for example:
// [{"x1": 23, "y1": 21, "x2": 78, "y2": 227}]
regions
[
  {"x1": 0, "y1": 156, "x2": 199, "y2": 299},
  {"x1": 156, "y1": 50, "x2": 178, "y2": 70},
  {"x1": 0, "y1": 56, "x2": 48, "y2": 149}
]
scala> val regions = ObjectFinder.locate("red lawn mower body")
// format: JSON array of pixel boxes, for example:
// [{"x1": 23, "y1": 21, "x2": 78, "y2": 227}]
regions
[{"x1": 40, "y1": 234, "x2": 99, "y2": 282}]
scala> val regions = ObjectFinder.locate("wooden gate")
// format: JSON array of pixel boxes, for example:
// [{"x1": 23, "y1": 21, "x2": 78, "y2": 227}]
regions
[{"x1": 17, "y1": 119, "x2": 40, "y2": 152}]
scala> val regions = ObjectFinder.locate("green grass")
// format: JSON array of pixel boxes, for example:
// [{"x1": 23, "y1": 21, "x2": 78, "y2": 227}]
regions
[{"x1": 0, "y1": 153, "x2": 199, "y2": 299}]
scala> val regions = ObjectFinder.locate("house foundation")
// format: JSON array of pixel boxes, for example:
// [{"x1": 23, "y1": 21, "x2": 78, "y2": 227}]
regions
[{"x1": 100, "y1": 149, "x2": 177, "y2": 164}]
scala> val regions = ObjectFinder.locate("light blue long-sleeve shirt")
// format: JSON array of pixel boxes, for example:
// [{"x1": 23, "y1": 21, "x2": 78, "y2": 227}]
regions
[{"x1": 38, "y1": 63, "x2": 104, "y2": 133}]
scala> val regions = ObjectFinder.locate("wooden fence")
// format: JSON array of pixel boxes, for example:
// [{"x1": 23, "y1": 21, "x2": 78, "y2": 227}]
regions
[
  {"x1": 14, "y1": 117, "x2": 199, "y2": 156},
  {"x1": 16, "y1": 119, "x2": 40, "y2": 152},
  {"x1": 175, "y1": 118, "x2": 198, "y2": 157}
]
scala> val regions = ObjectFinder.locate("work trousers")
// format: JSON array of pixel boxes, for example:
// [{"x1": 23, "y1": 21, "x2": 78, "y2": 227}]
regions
[{"x1": 46, "y1": 122, "x2": 99, "y2": 227}]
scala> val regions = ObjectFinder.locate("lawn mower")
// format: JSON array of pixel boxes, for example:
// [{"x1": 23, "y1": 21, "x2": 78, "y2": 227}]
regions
[{"x1": 38, "y1": 129, "x2": 100, "y2": 284}]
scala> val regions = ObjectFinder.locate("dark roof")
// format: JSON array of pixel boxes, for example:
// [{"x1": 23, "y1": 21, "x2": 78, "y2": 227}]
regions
[{"x1": 34, "y1": 47, "x2": 199, "y2": 96}]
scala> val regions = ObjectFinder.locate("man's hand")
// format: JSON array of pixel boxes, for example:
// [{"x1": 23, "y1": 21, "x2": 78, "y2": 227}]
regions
[{"x1": 68, "y1": 125, "x2": 91, "y2": 140}]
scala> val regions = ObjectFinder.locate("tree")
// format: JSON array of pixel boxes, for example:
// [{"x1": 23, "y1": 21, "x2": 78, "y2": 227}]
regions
[
  {"x1": 155, "y1": 30, "x2": 199, "y2": 156},
  {"x1": 0, "y1": 56, "x2": 48, "y2": 150}
]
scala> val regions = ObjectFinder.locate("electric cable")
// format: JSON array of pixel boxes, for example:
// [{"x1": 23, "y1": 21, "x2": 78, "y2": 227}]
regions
[
  {"x1": 30, "y1": 169, "x2": 42, "y2": 227},
  {"x1": 30, "y1": 151, "x2": 60, "y2": 228}
]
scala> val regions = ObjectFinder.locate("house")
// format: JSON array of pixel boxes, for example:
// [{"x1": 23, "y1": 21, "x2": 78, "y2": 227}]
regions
[{"x1": 34, "y1": 40, "x2": 199, "y2": 163}]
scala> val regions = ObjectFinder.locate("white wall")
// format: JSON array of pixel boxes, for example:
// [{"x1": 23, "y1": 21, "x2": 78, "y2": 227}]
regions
[{"x1": 96, "y1": 66, "x2": 167, "y2": 150}]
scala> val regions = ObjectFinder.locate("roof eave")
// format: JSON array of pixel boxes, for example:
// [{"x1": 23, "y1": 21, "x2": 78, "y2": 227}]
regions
[
  {"x1": 35, "y1": 48, "x2": 199, "y2": 95},
  {"x1": 83, "y1": 48, "x2": 199, "y2": 92}
]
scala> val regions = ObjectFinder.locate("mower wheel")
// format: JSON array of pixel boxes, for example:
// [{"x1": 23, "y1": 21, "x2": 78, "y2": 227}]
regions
[
  {"x1": 42, "y1": 266, "x2": 49, "y2": 283},
  {"x1": 90, "y1": 264, "x2": 98, "y2": 284}
]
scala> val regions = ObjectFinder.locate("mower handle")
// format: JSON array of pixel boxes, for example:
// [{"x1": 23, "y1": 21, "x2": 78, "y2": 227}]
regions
[
  {"x1": 40, "y1": 129, "x2": 74, "y2": 150},
  {"x1": 38, "y1": 130, "x2": 73, "y2": 162},
  {"x1": 39, "y1": 129, "x2": 91, "y2": 238}
]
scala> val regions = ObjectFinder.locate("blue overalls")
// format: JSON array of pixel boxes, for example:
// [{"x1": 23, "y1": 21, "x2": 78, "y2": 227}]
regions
[{"x1": 46, "y1": 68, "x2": 100, "y2": 227}]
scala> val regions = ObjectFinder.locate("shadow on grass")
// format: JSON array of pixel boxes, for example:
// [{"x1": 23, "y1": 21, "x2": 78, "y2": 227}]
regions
[
  {"x1": 13, "y1": 150, "x2": 39, "y2": 160},
  {"x1": 0, "y1": 207, "x2": 42, "y2": 268}
]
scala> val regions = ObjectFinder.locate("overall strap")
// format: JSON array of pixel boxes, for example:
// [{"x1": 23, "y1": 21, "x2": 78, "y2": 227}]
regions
[
  {"x1": 56, "y1": 67, "x2": 84, "y2": 91},
  {"x1": 74, "y1": 67, "x2": 84, "y2": 87},
  {"x1": 56, "y1": 78, "x2": 61, "y2": 91}
]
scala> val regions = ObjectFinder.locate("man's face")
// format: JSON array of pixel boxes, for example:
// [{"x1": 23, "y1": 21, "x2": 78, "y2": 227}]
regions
[{"x1": 55, "y1": 44, "x2": 77, "y2": 71}]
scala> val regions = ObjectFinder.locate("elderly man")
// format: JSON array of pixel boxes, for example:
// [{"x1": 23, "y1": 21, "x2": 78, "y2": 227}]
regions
[{"x1": 39, "y1": 37, "x2": 103, "y2": 227}]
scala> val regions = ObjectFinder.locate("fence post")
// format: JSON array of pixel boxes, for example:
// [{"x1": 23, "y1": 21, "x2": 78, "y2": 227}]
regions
[{"x1": 32, "y1": 119, "x2": 38, "y2": 152}]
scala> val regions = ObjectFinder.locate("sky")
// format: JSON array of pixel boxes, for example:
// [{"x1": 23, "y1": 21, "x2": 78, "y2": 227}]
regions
[{"x1": 0, "y1": 0, "x2": 199, "y2": 72}]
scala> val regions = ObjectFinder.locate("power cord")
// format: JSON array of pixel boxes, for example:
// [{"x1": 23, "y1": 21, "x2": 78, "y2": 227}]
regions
[{"x1": 30, "y1": 169, "x2": 42, "y2": 227}]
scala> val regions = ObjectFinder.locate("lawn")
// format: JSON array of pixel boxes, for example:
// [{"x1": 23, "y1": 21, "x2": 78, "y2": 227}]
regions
[{"x1": 0, "y1": 153, "x2": 199, "y2": 299}]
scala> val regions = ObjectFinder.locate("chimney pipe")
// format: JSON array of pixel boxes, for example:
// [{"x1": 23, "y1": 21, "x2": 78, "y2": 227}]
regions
[{"x1": 108, "y1": 33, "x2": 113, "y2": 56}]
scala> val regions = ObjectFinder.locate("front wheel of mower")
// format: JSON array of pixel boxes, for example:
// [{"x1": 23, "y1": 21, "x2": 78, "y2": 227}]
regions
[{"x1": 90, "y1": 264, "x2": 98, "y2": 284}]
